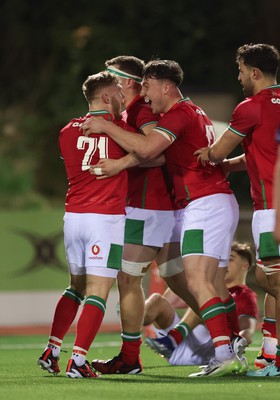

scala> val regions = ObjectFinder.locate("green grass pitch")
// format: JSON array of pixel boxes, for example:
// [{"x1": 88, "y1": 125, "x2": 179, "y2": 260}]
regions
[{"x1": 0, "y1": 331, "x2": 279, "y2": 400}]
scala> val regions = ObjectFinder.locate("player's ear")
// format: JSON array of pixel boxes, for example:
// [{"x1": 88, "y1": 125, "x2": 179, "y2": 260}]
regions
[
  {"x1": 126, "y1": 78, "x2": 135, "y2": 88},
  {"x1": 252, "y1": 67, "x2": 262, "y2": 81},
  {"x1": 101, "y1": 92, "x2": 110, "y2": 104},
  {"x1": 163, "y1": 82, "x2": 170, "y2": 95}
]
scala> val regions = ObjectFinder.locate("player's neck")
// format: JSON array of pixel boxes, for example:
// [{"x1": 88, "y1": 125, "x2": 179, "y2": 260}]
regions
[
  {"x1": 124, "y1": 90, "x2": 140, "y2": 108},
  {"x1": 164, "y1": 93, "x2": 184, "y2": 113},
  {"x1": 89, "y1": 102, "x2": 111, "y2": 114},
  {"x1": 254, "y1": 78, "x2": 277, "y2": 95},
  {"x1": 227, "y1": 277, "x2": 246, "y2": 288}
]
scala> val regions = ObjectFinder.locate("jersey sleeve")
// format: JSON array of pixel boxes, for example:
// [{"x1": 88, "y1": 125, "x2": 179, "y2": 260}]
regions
[
  {"x1": 154, "y1": 108, "x2": 188, "y2": 142},
  {"x1": 115, "y1": 119, "x2": 137, "y2": 133},
  {"x1": 135, "y1": 106, "x2": 160, "y2": 132},
  {"x1": 229, "y1": 98, "x2": 260, "y2": 137}
]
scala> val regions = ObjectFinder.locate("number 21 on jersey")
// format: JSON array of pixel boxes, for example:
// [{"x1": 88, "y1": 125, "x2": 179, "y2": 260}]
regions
[
  {"x1": 77, "y1": 136, "x2": 108, "y2": 171},
  {"x1": 205, "y1": 125, "x2": 215, "y2": 146}
]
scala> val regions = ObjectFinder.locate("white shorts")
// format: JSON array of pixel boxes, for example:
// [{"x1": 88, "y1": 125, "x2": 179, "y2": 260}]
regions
[
  {"x1": 181, "y1": 193, "x2": 239, "y2": 267},
  {"x1": 124, "y1": 207, "x2": 182, "y2": 247},
  {"x1": 63, "y1": 212, "x2": 125, "y2": 278},
  {"x1": 252, "y1": 209, "x2": 280, "y2": 259}
]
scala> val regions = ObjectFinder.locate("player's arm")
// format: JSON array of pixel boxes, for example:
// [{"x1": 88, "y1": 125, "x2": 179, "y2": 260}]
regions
[
  {"x1": 89, "y1": 153, "x2": 140, "y2": 180},
  {"x1": 194, "y1": 128, "x2": 244, "y2": 164},
  {"x1": 139, "y1": 154, "x2": 165, "y2": 168},
  {"x1": 82, "y1": 117, "x2": 170, "y2": 160},
  {"x1": 274, "y1": 144, "x2": 280, "y2": 243},
  {"x1": 137, "y1": 123, "x2": 166, "y2": 167},
  {"x1": 221, "y1": 153, "x2": 247, "y2": 175},
  {"x1": 238, "y1": 315, "x2": 257, "y2": 345}
]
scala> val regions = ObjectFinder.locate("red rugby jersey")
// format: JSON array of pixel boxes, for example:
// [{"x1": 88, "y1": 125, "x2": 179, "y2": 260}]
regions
[
  {"x1": 154, "y1": 98, "x2": 232, "y2": 209},
  {"x1": 229, "y1": 85, "x2": 280, "y2": 210},
  {"x1": 229, "y1": 284, "x2": 258, "y2": 320},
  {"x1": 59, "y1": 111, "x2": 133, "y2": 214},
  {"x1": 124, "y1": 96, "x2": 174, "y2": 210}
]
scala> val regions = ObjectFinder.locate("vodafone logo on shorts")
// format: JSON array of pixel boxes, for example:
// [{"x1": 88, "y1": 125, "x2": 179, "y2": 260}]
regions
[
  {"x1": 92, "y1": 245, "x2": 100, "y2": 255},
  {"x1": 89, "y1": 244, "x2": 103, "y2": 260}
]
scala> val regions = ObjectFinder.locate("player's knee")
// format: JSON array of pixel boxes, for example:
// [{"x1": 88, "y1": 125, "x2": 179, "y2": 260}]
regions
[
  {"x1": 117, "y1": 270, "x2": 143, "y2": 295},
  {"x1": 121, "y1": 259, "x2": 152, "y2": 277},
  {"x1": 146, "y1": 292, "x2": 164, "y2": 306},
  {"x1": 145, "y1": 293, "x2": 165, "y2": 313},
  {"x1": 143, "y1": 293, "x2": 165, "y2": 325}
]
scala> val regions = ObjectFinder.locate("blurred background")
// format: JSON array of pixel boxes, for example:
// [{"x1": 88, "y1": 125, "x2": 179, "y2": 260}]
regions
[{"x1": 1, "y1": 0, "x2": 280, "y2": 332}]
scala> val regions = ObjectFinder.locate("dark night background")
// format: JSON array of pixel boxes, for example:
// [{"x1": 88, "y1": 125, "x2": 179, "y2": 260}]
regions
[{"x1": 1, "y1": 0, "x2": 279, "y2": 209}]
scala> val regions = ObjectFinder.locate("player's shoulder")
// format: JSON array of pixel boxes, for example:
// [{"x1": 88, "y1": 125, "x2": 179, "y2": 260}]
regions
[
  {"x1": 115, "y1": 119, "x2": 136, "y2": 133},
  {"x1": 60, "y1": 116, "x2": 87, "y2": 133},
  {"x1": 134, "y1": 99, "x2": 159, "y2": 118},
  {"x1": 233, "y1": 96, "x2": 259, "y2": 119},
  {"x1": 233, "y1": 284, "x2": 256, "y2": 297},
  {"x1": 172, "y1": 98, "x2": 201, "y2": 116},
  {"x1": 237, "y1": 89, "x2": 274, "y2": 110}
]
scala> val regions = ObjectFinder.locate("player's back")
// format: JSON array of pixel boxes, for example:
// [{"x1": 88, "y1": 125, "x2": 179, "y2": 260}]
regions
[{"x1": 59, "y1": 113, "x2": 127, "y2": 215}]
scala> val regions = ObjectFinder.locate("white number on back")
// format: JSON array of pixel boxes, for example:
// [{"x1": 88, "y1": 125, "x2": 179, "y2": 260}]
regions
[
  {"x1": 205, "y1": 125, "x2": 215, "y2": 146},
  {"x1": 77, "y1": 136, "x2": 108, "y2": 171}
]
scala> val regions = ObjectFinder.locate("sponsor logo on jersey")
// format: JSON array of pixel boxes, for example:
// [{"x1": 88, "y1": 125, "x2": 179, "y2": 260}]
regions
[
  {"x1": 271, "y1": 98, "x2": 280, "y2": 104},
  {"x1": 196, "y1": 108, "x2": 206, "y2": 115}
]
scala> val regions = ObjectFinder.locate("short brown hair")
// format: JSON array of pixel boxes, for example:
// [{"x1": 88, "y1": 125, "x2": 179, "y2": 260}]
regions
[
  {"x1": 82, "y1": 71, "x2": 119, "y2": 104},
  {"x1": 143, "y1": 59, "x2": 184, "y2": 87},
  {"x1": 105, "y1": 56, "x2": 144, "y2": 78},
  {"x1": 231, "y1": 241, "x2": 255, "y2": 270},
  {"x1": 236, "y1": 43, "x2": 280, "y2": 76}
]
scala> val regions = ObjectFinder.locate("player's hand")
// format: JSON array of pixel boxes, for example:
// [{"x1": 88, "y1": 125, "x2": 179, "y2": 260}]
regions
[
  {"x1": 81, "y1": 117, "x2": 107, "y2": 137},
  {"x1": 193, "y1": 147, "x2": 210, "y2": 167},
  {"x1": 89, "y1": 159, "x2": 123, "y2": 180},
  {"x1": 220, "y1": 159, "x2": 230, "y2": 178}
]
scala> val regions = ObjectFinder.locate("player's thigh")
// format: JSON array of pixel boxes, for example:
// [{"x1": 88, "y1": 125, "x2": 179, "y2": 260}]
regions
[{"x1": 181, "y1": 193, "x2": 238, "y2": 260}]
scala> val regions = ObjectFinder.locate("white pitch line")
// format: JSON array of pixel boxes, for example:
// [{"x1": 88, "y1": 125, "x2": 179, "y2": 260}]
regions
[
  {"x1": 0, "y1": 341, "x2": 120, "y2": 350},
  {"x1": 0, "y1": 343, "x2": 260, "y2": 351}
]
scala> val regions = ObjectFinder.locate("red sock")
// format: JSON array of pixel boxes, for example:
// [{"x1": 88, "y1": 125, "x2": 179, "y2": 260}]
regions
[
  {"x1": 262, "y1": 318, "x2": 277, "y2": 338},
  {"x1": 223, "y1": 294, "x2": 239, "y2": 337},
  {"x1": 74, "y1": 296, "x2": 105, "y2": 352},
  {"x1": 120, "y1": 332, "x2": 142, "y2": 364},
  {"x1": 168, "y1": 328, "x2": 183, "y2": 345},
  {"x1": 200, "y1": 297, "x2": 231, "y2": 347},
  {"x1": 50, "y1": 288, "x2": 83, "y2": 340}
]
